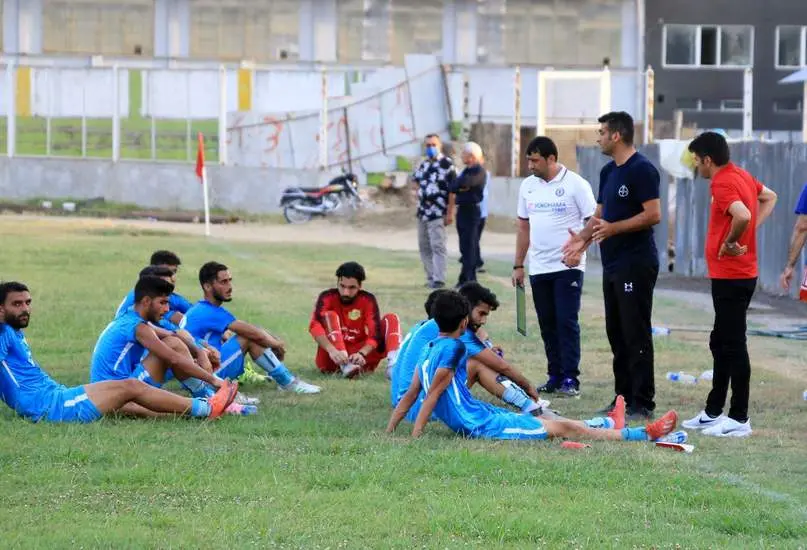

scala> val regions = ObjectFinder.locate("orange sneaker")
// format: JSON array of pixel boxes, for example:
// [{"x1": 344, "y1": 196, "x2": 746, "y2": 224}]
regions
[
  {"x1": 607, "y1": 395, "x2": 626, "y2": 430},
  {"x1": 208, "y1": 380, "x2": 239, "y2": 419},
  {"x1": 646, "y1": 410, "x2": 678, "y2": 441}
]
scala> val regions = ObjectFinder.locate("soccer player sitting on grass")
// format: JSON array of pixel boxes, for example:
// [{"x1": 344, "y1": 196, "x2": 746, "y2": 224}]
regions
[
  {"x1": 309, "y1": 261, "x2": 402, "y2": 378},
  {"x1": 387, "y1": 290, "x2": 678, "y2": 442},
  {"x1": 391, "y1": 282, "x2": 544, "y2": 417},
  {"x1": 0, "y1": 282, "x2": 237, "y2": 422},
  {"x1": 180, "y1": 261, "x2": 321, "y2": 394},
  {"x1": 115, "y1": 250, "x2": 193, "y2": 328}
]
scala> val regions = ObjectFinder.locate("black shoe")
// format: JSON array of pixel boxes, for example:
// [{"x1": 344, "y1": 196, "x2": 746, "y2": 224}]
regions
[
  {"x1": 477, "y1": 267, "x2": 486, "y2": 274},
  {"x1": 429, "y1": 281, "x2": 445, "y2": 289},
  {"x1": 556, "y1": 379, "x2": 580, "y2": 398},
  {"x1": 537, "y1": 378, "x2": 561, "y2": 394},
  {"x1": 627, "y1": 406, "x2": 654, "y2": 421}
]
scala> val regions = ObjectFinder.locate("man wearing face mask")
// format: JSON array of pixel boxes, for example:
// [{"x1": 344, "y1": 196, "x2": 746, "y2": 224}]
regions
[
  {"x1": 412, "y1": 133, "x2": 457, "y2": 289},
  {"x1": 450, "y1": 142, "x2": 488, "y2": 286}
]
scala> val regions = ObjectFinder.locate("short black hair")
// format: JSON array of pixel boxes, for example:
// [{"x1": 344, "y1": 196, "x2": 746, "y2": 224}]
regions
[
  {"x1": 0, "y1": 281, "x2": 29, "y2": 305},
  {"x1": 335, "y1": 261, "x2": 366, "y2": 283},
  {"x1": 688, "y1": 131, "x2": 730, "y2": 167},
  {"x1": 199, "y1": 261, "x2": 228, "y2": 287},
  {"x1": 598, "y1": 111, "x2": 635, "y2": 145},
  {"x1": 457, "y1": 282, "x2": 499, "y2": 311},
  {"x1": 424, "y1": 288, "x2": 451, "y2": 317},
  {"x1": 134, "y1": 276, "x2": 174, "y2": 303},
  {"x1": 150, "y1": 250, "x2": 181, "y2": 266},
  {"x1": 525, "y1": 136, "x2": 558, "y2": 160},
  {"x1": 431, "y1": 290, "x2": 471, "y2": 333},
  {"x1": 138, "y1": 265, "x2": 174, "y2": 279}
]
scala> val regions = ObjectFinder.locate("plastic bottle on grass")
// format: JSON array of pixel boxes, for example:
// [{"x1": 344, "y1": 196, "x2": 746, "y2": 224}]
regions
[
  {"x1": 666, "y1": 372, "x2": 698, "y2": 384},
  {"x1": 652, "y1": 327, "x2": 671, "y2": 336}
]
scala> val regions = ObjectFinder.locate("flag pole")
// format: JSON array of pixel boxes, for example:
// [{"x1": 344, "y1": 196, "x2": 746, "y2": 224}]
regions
[
  {"x1": 202, "y1": 166, "x2": 211, "y2": 237},
  {"x1": 196, "y1": 131, "x2": 211, "y2": 237}
]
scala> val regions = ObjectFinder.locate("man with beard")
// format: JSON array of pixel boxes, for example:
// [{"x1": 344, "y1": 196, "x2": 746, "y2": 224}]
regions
[
  {"x1": 180, "y1": 261, "x2": 321, "y2": 394},
  {"x1": 0, "y1": 281, "x2": 237, "y2": 422},
  {"x1": 309, "y1": 261, "x2": 401, "y2": 378},
  {"x1": 91, "y1": 276, "x2": 226, "y2": 393}
]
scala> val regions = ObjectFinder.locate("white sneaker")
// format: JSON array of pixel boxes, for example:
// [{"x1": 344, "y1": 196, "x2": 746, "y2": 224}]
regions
[
  {"x1": 278, "y1": 378, "x2": 322, "y2": 394},
  {"x1": 340, "y1": 363, "x2": 361, "y2": 379},
  {"x1": 234, "y1": 392, "x2": 260, "y2": 406},
  {"x1": 682, "y1": 410, "x2": 725, "y2": 430},
  {"x1": 701, "y1": 417, "x2": 752, "y2": 438}
]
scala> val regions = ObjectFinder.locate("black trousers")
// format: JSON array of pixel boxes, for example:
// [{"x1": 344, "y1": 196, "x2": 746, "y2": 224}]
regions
[
  {"x1": 476, "y1": 217, "x2": 486, "y2": 268},
  {"x1": 603, "y1": 263, "x2": 659, "y2": 412},
  {"x1": 705, "y1": 278, "x2": 757, "y2": 422},
  {"x1": 456, "y1": 204, "x2": 481, "y2": 284},
  {"x1": 530, "y1": 269, "x2": 584, "y2": 386}
]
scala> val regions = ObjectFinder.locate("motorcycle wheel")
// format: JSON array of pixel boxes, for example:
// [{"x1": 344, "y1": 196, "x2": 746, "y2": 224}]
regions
[{"x1": 283, "y1": 199, "x2": 313, "y2": 224}]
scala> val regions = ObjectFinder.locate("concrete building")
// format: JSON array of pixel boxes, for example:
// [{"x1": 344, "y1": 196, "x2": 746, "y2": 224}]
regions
[
  {"x1": 645, "y1": 0, "x2": 807, "y2": 134},
  {"x1": 4, "y1": 0, "x2": 642, "y2": 69}
]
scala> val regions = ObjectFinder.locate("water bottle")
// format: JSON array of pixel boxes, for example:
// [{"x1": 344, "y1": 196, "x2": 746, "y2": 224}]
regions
[
  {"x1": 652, "y1": 327, "x2": 671, "y2": 336},
  {"x1": 657, "y1": 430, "x2": 688, "y2": 444},
  {"x1": 803, "y1": 390, "x2": 807, "y2": 401},
  {"x1": 666, "y1": 372, "x2": 698, "y2": 384},
  {"x1": 700, "y1": 370, "x2": 714, "y2": 382}
]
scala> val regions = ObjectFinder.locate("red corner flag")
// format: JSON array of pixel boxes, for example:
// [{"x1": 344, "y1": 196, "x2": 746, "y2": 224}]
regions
[{"x1": 195, "y1": 132, "x2": 205, "y2": 182}]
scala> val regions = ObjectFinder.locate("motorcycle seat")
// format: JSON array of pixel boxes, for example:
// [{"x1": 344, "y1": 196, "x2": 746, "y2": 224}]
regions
[{"x1": 297, "y1": 187, "x2": 326, "y2": 194}]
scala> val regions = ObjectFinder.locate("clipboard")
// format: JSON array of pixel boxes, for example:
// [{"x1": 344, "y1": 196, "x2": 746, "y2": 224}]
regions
[{"x1": 516, "y1": 283, "x2": 527, "y2": 336}]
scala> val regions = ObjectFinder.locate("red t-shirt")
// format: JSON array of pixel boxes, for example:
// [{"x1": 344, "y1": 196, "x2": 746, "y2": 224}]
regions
[
  {"x1": 309, "y1": 289, "x2": 383, "y2": 353},
  {"x1": 705, "y1": 163, "x2": 762, "y2": 279}
]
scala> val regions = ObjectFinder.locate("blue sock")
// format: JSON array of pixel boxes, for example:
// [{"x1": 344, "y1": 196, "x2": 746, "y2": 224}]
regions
[
  {"x1": 502, "y1": 385, "x2": 535, "y2": 412},
  {"x1": 179, "y1": 378, "x2": 215, "y2": 399},
  {"x1": 190, "y1": 398, "x2": 212, "y2": 418},
  {"x1": 254, "y1": 349, "x2": 295, "y2": 386},
  {"x1": 585, "y1": 416, "x2": 615, "y2": 429},
  {"x1": 621, "y1": 427, "x2": 648, "y2": 441}
]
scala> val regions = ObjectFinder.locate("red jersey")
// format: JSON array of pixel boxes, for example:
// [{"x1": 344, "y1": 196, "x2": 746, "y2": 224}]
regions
[
  {"x1": 309, "y1": 289, "x2": 383, "y2": 352},
  {"x1": 706, "y1": 163, "x2": 762, "y2": 279}
]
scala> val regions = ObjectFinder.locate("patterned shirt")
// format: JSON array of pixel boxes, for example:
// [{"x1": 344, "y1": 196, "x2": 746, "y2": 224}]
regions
[{"x1": 413, "y1": 155, "x2": 456, "y2": 222}]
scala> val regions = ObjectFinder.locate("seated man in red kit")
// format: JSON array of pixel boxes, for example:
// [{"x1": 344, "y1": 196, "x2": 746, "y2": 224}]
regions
[{"x1": 309, "y1": 262, "x2": 401, "y2": 378}]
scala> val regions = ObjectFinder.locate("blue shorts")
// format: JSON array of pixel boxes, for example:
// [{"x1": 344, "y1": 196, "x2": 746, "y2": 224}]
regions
[
  {"x1": 214, "y1": 338, "x2": 245, "y2": 380},
  {"x1": 45, "y1": 386, "x2": 103, "y2": 424},
  {"x1": 475, "y1": 412, "x2": 548, "y2": 440},
  {"x1": 132, "y1": 363, "x2": 162, "y2": 388}
]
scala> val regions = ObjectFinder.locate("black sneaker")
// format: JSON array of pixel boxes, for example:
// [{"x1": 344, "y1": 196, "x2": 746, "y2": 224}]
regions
[
  {"x1": 429, "y1": 281, "x2": 445, "y2": 289},
  {"x1": 557, "y1": 379, "x2": 581, "y2": 398},
  {"x1": 596, "y1": 399, "x2": 617, "y2": 414},
  {"x1": 537, "y1": 378, "x2": 560, "y2": 394}
]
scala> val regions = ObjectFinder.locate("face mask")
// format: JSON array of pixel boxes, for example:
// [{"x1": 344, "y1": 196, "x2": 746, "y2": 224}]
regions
[{"x1": 425, "y1": 145, "x2": 438, "y2": 158}]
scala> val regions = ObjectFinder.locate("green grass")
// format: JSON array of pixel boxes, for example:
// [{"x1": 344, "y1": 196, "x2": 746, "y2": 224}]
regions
[
  {"x1": 1, "y1": 217, "x2": 807, "y2": 548},
  {"x1": 0, "y1": 70, "x2": 219, "y2": 162}
]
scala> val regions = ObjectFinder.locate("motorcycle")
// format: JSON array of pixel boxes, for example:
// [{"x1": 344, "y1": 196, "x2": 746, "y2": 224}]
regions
[{"x1": 279, "y1": 173, "x2": 362, "y2": 224}]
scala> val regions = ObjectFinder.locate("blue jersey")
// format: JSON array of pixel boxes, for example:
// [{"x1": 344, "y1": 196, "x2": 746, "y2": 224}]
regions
[
  {"x1": 0, "y1": 324, "x2": 65, "y2": 420},
  {"x1": 90, "y1": 310, "x2": 147, "y2": 382},
  {"x1": 456, "y1": 328, "x2": 487, "y2": 385},
  {"x1": 114, "y1": 289, "x2": 192, "y2": 325},
  {"x1": 179, "y1": 300, "x2": 236, "y2": 350},
  {"x1": 415, "y1": 336, "x2": 539, "y2": 439},
  {"x1": 391, "y1": 319, "x2": 438, "y2": 406}
]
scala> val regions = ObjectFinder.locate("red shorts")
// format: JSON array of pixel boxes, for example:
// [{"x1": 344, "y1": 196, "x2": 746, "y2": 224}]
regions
[{"x1": 315, "y1": 346, "x2": 384, "y2": 374}]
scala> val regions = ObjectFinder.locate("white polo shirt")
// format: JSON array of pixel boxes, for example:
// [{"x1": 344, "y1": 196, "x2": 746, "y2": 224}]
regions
[{"x1": 516, "y1": 165, "x2": 597, "y2": 275}]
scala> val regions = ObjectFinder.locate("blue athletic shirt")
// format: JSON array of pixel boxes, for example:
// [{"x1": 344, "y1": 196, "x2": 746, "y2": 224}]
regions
[
  {"x1": 90, "y1": 310, "x2": 147, "y2": 382},
  {"x1": 0, "y1": 324, "x2": 64, "y2": 421},
  {"x1": 413, "y1": 336, "x2": 504, "y2": 436},
  {"x1": 597, "y1": 152, "x2": 660, "y2": 273},
  {"x1": 179, "y1": 300, "x2": 236, "y2": 350},
  {"x1": 391, "y1": 319, "x2": 436, "y2": 406},
  {"x1": 795, "y1": 182, "x2": 807, "y2": 215}
]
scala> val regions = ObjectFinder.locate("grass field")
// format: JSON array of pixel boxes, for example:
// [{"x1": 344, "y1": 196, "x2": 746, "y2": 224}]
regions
[{"x1": 1, "y1": 218, "x2": 806, "y2": 548}]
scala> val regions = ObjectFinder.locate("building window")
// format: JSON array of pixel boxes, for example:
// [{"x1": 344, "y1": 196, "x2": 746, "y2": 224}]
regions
[
  {"x1": 776, "y1": 26, "x2": 807, "y2": 68},
  {"x1": 189, "y1": 0, "x2": 299, "y2": 62},
  {"x1": 43, "y1": 0, "x2": 154, "y2": 56},
  {"x1": 774, "y1": 99, "x2": 803, "y2": 114},
  {"x1": 676, "y1": 98, "x2": 744, "y2": 112},
  {"x1": 663, "y1": 24, "x2": 754, "y2": 68}
]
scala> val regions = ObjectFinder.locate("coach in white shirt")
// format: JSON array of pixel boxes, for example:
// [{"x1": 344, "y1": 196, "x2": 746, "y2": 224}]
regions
[{"x1": 512, "y1": 136, "x2": 597, "y2": 398}]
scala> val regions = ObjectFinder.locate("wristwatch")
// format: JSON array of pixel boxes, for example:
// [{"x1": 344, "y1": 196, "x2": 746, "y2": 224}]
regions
[{"x1": 725, "y1": 241, "x2": 738, "y2": 250}]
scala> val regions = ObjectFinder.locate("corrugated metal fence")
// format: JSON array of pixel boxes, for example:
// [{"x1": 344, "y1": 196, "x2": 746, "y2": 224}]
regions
[{"x1": 577, "y1": 142, "x2": 807, "y2": 299}]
